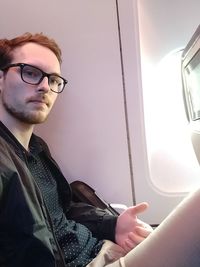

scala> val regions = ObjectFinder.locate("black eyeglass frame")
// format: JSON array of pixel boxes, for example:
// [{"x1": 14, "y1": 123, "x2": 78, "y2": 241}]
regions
[{"x1": 1, "y1": 63, "x2": 68, "y2": 93}]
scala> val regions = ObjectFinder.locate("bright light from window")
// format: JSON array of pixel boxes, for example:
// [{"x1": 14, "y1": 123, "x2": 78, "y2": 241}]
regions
[{"x1": 142, "y1": 48, "x2": 200, "y2": 194}]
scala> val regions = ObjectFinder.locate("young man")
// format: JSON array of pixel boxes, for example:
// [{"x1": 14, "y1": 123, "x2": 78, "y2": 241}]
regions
[
  {"x1": 1, "y1": 33, "x2": 200, "y2": 267},
  {"x1": 0, "y1": 33, "x2": 152, "y2": 267}
]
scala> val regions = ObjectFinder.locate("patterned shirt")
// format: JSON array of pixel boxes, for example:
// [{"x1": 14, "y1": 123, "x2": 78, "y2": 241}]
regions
[{"x1": 26, "y1": 151, "x2": 102, "y2": 266}]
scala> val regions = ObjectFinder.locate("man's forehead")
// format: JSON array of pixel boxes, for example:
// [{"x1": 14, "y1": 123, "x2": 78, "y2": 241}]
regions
[
  {"x1": 11, "y1": 43, "x2": 61, "y2": 73},
  {"x1": 12, "y1": 43, "x2": 55, "y2": 58}
]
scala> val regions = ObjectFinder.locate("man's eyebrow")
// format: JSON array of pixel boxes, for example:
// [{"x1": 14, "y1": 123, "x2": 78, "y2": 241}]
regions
[{"x1": 50, "y1": 72, "x2": 62, "y2": 76}]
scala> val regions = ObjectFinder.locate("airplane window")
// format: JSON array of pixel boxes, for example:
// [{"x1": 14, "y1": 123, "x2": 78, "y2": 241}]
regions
[{"x1": 142, "y1": 48, "x2": 200, "y2": 194}]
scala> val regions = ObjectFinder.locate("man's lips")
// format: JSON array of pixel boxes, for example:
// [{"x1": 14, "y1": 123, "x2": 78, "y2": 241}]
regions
[{"x1": 28, "y1": 98, "x2": 49, "y2": 107}]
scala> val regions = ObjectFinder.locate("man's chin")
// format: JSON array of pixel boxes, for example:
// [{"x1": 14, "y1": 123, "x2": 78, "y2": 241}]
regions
[
  {"x1": 28, "y1": 116, "x2": 48, "y2": 125},
  {"x1": 3, "y1": 104, "x2": 50, "y2": 125},
  {"x1": 16, "y1": 114, "x2": 49, "y2": 125}
]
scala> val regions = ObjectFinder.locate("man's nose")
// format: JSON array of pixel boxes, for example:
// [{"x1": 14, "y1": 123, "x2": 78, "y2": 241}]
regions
[{"x1": 37, "y1": 76, "x2": 50, "y2": 93}]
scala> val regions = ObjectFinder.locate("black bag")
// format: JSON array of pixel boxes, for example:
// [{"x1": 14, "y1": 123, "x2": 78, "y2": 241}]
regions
[{"x1": 70, "y1": 180, "x2": 119, "y2": 216}]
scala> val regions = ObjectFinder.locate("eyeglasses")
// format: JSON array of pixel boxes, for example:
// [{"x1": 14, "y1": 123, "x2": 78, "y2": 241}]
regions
[{"x1": 1, "y1": 63, "x2": 68, "y2": 93}]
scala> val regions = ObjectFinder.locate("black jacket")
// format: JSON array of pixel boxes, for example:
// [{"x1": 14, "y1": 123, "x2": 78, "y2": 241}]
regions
[{"x1": 0, "y1": 122, "x2": 117, "y2": 267}]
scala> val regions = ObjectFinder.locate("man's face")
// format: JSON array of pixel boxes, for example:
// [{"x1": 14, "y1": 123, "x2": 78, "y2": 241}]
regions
[{"x1": 0, "y1": 42, "x2": 61, "y2": 125}]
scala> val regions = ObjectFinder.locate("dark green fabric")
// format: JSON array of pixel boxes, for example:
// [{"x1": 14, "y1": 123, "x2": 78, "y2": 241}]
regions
[{"x1": 0, "y1": 121, "x2": 118, "y2": 267}]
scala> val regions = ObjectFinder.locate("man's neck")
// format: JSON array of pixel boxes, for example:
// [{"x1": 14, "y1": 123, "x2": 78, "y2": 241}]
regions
[{"x1": 1, "y1": 118, "x2": 34, "y2": 151}]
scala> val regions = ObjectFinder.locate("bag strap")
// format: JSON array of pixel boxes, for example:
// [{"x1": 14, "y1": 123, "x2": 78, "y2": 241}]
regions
[{"x1": 70, "y1": 180, "x2": 119, "y2": 216}]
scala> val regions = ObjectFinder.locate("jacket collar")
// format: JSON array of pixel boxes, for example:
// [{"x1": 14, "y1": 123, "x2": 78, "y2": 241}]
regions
[{"x1": 0, "y1": 121, "x2": 43, "y2": 161}]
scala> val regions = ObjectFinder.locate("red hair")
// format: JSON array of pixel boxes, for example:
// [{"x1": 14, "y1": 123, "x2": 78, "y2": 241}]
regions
[{"x1": 0, "y1": 32, "x2": 62, "y2": 69}]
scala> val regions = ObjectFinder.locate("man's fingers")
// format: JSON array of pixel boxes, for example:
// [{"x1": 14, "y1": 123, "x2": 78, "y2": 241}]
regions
[
  {"x1": 128, "y1": 202, "x2": 149, "y2": 216},
  {"x1": 135, "y1": 226, "x2": 153, "y2": 238},
  {"x1": 136, "y1": 219, "x2": 153, "y2": 231},
  {"x1": 127, "y1": 226, "x2": 153, "y2": 244},
  {"x1": 123, "y1": 238, "x2": 137, "y2": 252},
  {"x1": 127, "y1": 232, "x2": 145, "y2": 245}
]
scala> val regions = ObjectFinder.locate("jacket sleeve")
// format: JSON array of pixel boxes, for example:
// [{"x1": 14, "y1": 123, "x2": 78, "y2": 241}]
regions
[{"x1": 66, "y1": 201, "x2": 118, "y2": 242}]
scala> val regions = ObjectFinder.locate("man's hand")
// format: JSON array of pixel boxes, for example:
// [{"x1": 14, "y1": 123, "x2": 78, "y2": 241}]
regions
[{"x1": 115, "y1": 202, "x2": 153, "y2": 253}]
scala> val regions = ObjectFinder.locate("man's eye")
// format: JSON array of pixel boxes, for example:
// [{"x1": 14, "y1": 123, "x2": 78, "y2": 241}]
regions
[
  {"x1": 23, "y1": 67, "x2": 41, "y2": 79},
  {"x1": 50, "y1": 76, "x2": 61, "y2": 85}
]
